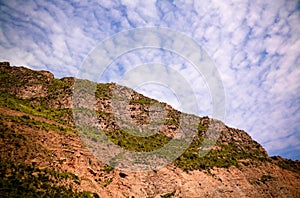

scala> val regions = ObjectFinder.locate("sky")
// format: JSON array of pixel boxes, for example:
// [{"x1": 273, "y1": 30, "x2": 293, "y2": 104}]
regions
[{"x1": 0, "y1": 0, "x2": 299, "y2": 160}]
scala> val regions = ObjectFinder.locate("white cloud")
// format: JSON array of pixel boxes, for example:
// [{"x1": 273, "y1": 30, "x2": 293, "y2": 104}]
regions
[{"x1": 0, "y1": 0, "x2": 299, "y2": 159}]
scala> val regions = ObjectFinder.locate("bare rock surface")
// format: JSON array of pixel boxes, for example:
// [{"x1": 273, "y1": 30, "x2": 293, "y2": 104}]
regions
[{"x1": 0, "y1": 63, "x2": 299, "y2": 197}]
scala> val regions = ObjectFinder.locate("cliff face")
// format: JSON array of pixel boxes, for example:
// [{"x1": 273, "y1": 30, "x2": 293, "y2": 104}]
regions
[{"x1": 0, "y1": 62, "x2": 299, "y2": 197}]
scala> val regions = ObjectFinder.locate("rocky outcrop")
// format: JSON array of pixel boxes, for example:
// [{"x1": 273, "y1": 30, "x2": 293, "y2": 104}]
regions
[{"x1": 0, "y1": 62, "x2": 299, "y2": 197}]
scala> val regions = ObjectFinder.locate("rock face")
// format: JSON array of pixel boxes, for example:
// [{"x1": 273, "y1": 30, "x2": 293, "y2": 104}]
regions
[{"x1": 0, "y1": 62, "x2": 299, "y2": 197}]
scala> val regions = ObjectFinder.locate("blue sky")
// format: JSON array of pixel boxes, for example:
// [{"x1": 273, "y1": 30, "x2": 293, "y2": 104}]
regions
[{"x1": 0, "y1": 0, "x2": 299, "y2": 160}]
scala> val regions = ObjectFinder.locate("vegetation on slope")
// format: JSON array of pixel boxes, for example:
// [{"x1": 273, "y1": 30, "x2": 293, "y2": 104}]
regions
[
  {"x1": 2, "y1": 82, "x2": 266, "y2": 173},
  {"x1": 0, "y1": 63, "x2": 299, "y2": 197},
  {"x1": 0, "y1": 90, "x2": 76, "y2": 134},
  {"x1": 0, "y1": 89, "x2": 72, "y2": 124},
  {"x1": 0, "y1": 115, "x2": 97, "y2": 197},
  {"x1": 0, "y1": 161, "x2": 98, "y2": 198}
]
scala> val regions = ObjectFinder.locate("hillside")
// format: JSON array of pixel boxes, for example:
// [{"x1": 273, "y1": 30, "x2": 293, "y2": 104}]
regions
[{"x1": 0, "y1": 62, "x2": 299, "y2": 197}]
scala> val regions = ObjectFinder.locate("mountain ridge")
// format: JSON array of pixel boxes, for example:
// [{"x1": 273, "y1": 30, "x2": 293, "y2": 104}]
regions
[{"x1": 0, "y1": 62, "x2": 299, "y2": 197}]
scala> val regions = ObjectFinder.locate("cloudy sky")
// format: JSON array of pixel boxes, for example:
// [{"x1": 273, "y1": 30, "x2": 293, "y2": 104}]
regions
[{"x1": 0, "y1": 0, "x2": 299, "y2": 160}]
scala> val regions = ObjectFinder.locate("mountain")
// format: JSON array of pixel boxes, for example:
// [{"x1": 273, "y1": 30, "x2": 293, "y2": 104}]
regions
[{"x1": 0, "y1": 61, "x2": 299, "y2": 197}]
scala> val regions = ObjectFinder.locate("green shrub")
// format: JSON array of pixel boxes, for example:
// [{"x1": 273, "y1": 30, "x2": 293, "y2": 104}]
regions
[
  {"x1": 103, "y1": 165, "x2": 114, "y2": 173},
  {"x1": 261, "y1": 174, "x2": 273, "y2": 183},
  {"x1": 161, "y1": 191, "x2": 176, "y2": 198}
]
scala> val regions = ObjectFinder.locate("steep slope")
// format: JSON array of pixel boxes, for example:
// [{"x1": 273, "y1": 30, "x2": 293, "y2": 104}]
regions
[{"x1": 0, "y1": 62, "x2": 299, "y2": 197}]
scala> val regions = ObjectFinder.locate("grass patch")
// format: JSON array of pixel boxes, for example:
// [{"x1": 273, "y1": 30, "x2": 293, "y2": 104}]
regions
[
  {"x1": 48, "y1": 78, "x2": 71, "y2": 92},
  {"x1": 0, "y1": 90, "x2": 73, "y2": 127},
  {"x1": 0, "y1": 161, "x2": 97, "y2": 197},
  {"x1": 104, "y1": 128, "x2": 172, "y2": 152},
  {"x1": 96, "y1": 83, "x2": 111, "y2": 98},
  {"x1": 1, "y1": 113, "x2": 77, "y2": 135},
  {"x1": 175, "y1": 133, "x2": 268, "y2": 172}
]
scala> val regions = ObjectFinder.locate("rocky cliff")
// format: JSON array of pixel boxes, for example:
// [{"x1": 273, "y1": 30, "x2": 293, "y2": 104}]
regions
[{"x1": 0, "y1": 62, "x2": 299, "y2": 197}]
